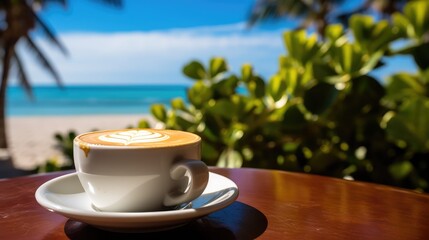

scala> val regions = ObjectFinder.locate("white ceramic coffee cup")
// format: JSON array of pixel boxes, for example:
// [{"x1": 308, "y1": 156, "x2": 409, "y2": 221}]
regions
[{"x1": 73, "y1": 129, "x2": 209, "y2": 212}]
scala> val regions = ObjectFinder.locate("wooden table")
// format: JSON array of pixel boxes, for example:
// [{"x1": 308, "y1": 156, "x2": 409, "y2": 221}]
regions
[{"x1": 1, "y1": 167, "x2": 428, "y2": 239}]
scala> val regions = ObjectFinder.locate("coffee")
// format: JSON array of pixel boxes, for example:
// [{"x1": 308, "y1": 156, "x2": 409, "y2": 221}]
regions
[
  {"x1": 73, "y1": 128, "x2": 208, "y2": 212},
  {"x1": 76, "y1": 129, "x2": 200, "y2": 147}
]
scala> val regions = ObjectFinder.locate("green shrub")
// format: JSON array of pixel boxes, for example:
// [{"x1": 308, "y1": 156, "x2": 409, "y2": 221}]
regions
[
  {"x1": 35, "y1": 130, "x2": 77, "y2": 173},
  {"x1": 141, "y1": 1, "x2": 429, "y2": 192}
]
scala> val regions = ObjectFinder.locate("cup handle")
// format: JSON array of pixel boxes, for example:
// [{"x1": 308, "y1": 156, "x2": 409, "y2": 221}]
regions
[{"x1": 164, "y1": 159, "x2": 209, "y2": 207}]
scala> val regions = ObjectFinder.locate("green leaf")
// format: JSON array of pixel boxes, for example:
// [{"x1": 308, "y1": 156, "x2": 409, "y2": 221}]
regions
[
  {"x1": 350, "y1": 15, "x2": 374, "y2": 47},
  {"x1": 201, "y1": 142, "x2": 219, "y2": 162},
  {"x1": 422, "y1": 69, "x2": 429, "y2": 84},
  {"x1": 227, "y1": 127, "x2": 245, "y2": 144},
  {"x1": 150, "y1": 104, "x2": 167, "y2": 122},
  {"x1": 200, "y1": 124, "x2": 220, "y2": 142},
  {"x1": 183, "y1": 61, "x2": 206, "y2": 80},
  {"x1": 392, "y1": 12, "x2": 410, "y2": 38},
  {"x1": 171, "y1": 98, "x2": 187, "y2": 111},
  {"x1": 208, "y1": 99, "x2": 236, "y2": 119},
  {"x1": 385, "y1": 73, "x2": 424, "y2": 101},
  {"x1": 217, "y1": 149, "x2": 243, "y2": 168},
  {"x1": 68, "y1": 131, "x2": 77, "y2": 141},
  {"x1": 39, "y1": 159, "x2": 62, "y2": 173},
  {"x1": 283, "y1": 30, "x2": 319, "y2": 66},
  {"x1": 138, "y1": 119, "x2": 151, "y2": 128},
  {"x1": 246, "y1": 76, "x2": 266, "y2": 98},
  {"x1": 325, "y1": 24, "x2": 344, "y2": 42},
  {"x1": 284, "y1": 30, "x2": 305, "y2": 62},
  {"x1": 281, "y1": 68, "x2": 299, "y2": 95},
  {"x1": 209, "y1": 57, "x2": 228, "y2": 78},
  {"x1": 283, "y1": 104, "x2": 307, "y2": 132},
  {"x1": 404, "y1": 1, "x2": 429, "y2": 39},
  {"x1": 283, "y1": 104, "x2": 306, "y2": 125},
  {"x1": 389, "y1": 161, "x2": 413, "y2": 181},
  {"x1": 304, "y1": 82, "x2": 339, "y2": 115},
  {"x1": 230, "y1": 95, "x2": 244, "y2": 111},
  {"x1": 204, "y1": 113, "x2": 222, "y2": 139},
  {"x1": 187, "y1": 81, "x2": 212, "y2": 108},
  {"x1": 312, "y1": 61, "x2": 337, "y2": 81},
  {"x1": 241, "y1": 64, "x2": 253, "y2": 83},
  {"x1": 214, "y1": 75, "x2": 239, "y2": 97},
  {"x1": 54, "y1": 133, "x2": 63, "y2": 141},
  {"x1": 267, "y1": 75, "x2": 287, "y2": 102},
  {"x1": 369, "y1": 20, "x2": 398, "y2": 53},
  {"x1": 411, "y1": 42, "x2": 429, "y2": 70},
  {"x1": 350, "y1": 15, "x2": 398, "y2": 54},
  {"x1": 243, "y1": 98, "x2": 265, "y2": 115},
  {"x1": 359, "y1": 50, "x2": 383, "y2": 75},
  {"x1": 390, "y1": 42, "x2": 429, "y2": 70},
  {"x1": 350, "y1": 75, "x2": 385, "y2": 107},
  {"x1": 332, "y1": 43, "x2": 364, "y2": 74},
  {"x1": 279, "y1": 56, "x2": 295, "y2": 69},
  {"x1": 384, "y1": 97, "x2": 429, "y2": 151},
  {"x1": 261, "y1": 121, "x2": 283, "y2": 136},
  {"x1": 175, "y1": 115, "x2": 194, "y2": 129},
  {"x1": 308, "y1": 151, "x2": 339, "y2": 174}
]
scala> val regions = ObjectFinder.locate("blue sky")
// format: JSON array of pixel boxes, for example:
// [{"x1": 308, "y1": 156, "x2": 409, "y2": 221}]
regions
[
  {"x1": 14, "y1": 0, "x2": 414, "y2": 86},
  {"x1": 41, "y1": 0, "x2": 273, "y2": 32},
  {"x1": 13, "y1": 0, "x2": 292, "y2": 86}
]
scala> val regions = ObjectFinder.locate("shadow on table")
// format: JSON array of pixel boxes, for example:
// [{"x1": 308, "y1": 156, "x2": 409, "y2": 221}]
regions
[{"x1": 63, "y1": 201, "x2": 267, "y2": 240}]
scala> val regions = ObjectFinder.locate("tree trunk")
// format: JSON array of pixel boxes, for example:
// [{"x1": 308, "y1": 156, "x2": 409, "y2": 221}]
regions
[{"x1": 0, "y1": 43, "x2": 15, "y2": 151}]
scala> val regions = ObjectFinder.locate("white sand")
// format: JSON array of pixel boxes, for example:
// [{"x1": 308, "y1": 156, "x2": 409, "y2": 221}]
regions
[{"x1": 6, "y1": 115, "x2": 157, "y2": 170}]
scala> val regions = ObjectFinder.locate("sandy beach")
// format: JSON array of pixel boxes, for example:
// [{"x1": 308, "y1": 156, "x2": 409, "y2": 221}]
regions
[{"x1": 6, "y1": 114, "x2": 157, "y2": 170}]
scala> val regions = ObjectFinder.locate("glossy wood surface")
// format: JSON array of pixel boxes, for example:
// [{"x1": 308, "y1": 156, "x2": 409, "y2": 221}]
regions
[{"x1": 1, "y1": 167, "x2": 429, "y2": 239}]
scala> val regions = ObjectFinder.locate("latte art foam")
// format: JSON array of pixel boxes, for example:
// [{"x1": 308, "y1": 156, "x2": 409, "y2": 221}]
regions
[
  {"x1": 99, "y1": 130, "x2": 170, "y2": 145},
  {"x1": 76, "y1": 129, "x2": 201, "y2": 148}
]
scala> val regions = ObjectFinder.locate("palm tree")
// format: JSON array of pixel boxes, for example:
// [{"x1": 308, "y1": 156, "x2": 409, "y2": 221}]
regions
[
  {"x1": 0, "y1": 0, "x2": 121, "y2": 172},
  {"x1": 248, "y1": 0, "x2": 409, "y2": 36}
]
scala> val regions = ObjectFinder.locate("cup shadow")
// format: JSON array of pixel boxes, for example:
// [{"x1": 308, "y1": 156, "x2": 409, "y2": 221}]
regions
[{"x1": 64, "y1": 201, "x2": 268, "y2": 240}]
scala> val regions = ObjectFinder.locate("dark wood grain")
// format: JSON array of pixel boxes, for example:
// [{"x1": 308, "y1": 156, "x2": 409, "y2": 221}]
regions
[{"x1": 1, "y1": 167, "x2": 429, "y2": 239}]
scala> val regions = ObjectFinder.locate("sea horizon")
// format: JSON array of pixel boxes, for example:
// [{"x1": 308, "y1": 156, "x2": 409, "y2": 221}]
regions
[{"x1": 6, "y1": 84, "x2": 189, "y2": 116}]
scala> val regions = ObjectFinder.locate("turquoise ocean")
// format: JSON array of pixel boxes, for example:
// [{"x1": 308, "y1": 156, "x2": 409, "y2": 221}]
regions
[{"x1": 6, "y1": 85, "x2": 188, "y2": 116}]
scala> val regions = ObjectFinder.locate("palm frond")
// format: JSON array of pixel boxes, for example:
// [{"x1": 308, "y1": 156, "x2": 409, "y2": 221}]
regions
[
  {"x1": 24, "y1": 35, "x2": 63, "y2": 87},
  {"x1": 34, "y1": 0, "x2": 67, "y2": 7},
  {"x1": 92, "y1": 0, "x2": 122, "y2": 8},
  {"x1": 29, "y1": 5, "x2": 68, "y2": 56},
  {"x1": 0, "y1": 44, "x2": 15, "y2": 90},
  {"x1": 13, "y1": 52, "x2": 34, "y2": 100},
  {"x1": 248, "y1": 0, "x2": 346, "y2": 27},
  {"x1": 248, "y1": 0, "x2": 312, "y2": 25}
]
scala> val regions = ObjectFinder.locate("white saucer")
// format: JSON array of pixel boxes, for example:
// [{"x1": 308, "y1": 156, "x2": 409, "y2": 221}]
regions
[{"x1": 35, "y1": 172, "x2": 239, "y2": 232}]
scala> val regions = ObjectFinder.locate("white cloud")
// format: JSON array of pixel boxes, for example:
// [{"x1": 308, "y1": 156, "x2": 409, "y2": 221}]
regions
[{"x1": 13, "y1": 23, "x2": 287, "y2": 86}]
